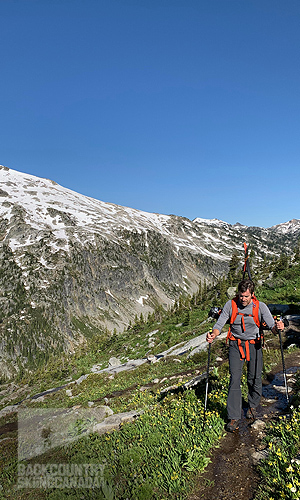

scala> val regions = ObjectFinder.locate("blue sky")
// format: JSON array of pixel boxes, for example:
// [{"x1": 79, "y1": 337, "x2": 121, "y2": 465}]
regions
[{"x1": 1, "y1": 0, "x2": 299, "y2": 228}]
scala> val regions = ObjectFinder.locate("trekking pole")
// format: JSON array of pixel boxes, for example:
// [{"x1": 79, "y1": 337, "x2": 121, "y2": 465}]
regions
[
  {"x1": 202, "y1": 336, "x2": 212, "y2": 430},
  {"x1": 276, "y1": 316, "x2": 290, "y2": 405}
]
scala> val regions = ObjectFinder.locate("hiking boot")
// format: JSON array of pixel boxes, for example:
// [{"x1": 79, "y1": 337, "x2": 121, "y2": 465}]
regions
[
  {"x1": 246, "y1": 407, "x2": 256, "y2": 419},
  {"x1": 226, "y1": 419, "x2": 239, "y2": 432}
]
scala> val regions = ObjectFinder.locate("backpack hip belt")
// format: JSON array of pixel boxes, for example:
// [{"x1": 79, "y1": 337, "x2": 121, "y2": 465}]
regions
[{"x1": 227, "y1": 332, "x2": 261, "y2": 361}]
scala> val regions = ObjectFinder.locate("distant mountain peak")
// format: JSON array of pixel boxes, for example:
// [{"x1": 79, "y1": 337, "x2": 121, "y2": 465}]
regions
[
  {"x1": 270, "y1": 219, "x2": 300, "y2": 234},
  {"x1": 192, "y1": 217, "x2": 229, "y2": 227}
]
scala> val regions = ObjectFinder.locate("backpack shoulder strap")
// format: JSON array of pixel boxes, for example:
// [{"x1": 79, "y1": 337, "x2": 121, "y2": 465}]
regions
[
  {"x1": 226, "y1": 297, "x2": 238, "y2": 342},
  {"x1": 251, "y1": 295, "x2": 260, "y2": 328},
  {"x1": 229, "y1": 296, "x2": 239, "y2": 325}
]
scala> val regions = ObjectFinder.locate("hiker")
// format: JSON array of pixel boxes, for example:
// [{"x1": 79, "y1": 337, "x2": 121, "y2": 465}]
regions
[{"x1": 206, "y1": 279, "x2": 284, "y2": 432}]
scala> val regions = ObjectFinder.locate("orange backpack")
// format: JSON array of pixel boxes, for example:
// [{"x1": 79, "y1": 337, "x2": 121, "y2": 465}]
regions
[{"x1": 226, "y1": 295, "x2": 262, "y2": 361}]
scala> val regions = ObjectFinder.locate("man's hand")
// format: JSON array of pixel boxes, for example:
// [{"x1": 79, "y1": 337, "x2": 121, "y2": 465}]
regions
[
  {"x1": 272, "y1": 319, "x2": 285, "y2": 334},
  {"x1": 206, "y1": 329, "x2": 219, "y2": 343}
]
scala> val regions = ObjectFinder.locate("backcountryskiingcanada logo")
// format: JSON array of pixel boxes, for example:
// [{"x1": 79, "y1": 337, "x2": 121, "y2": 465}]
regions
[
  {"x1": 17, "y1": 407, "x2": 111, "y2": 491},
  {"x1": 17, "y1": 463, "x2": 106, "y2": 489}
]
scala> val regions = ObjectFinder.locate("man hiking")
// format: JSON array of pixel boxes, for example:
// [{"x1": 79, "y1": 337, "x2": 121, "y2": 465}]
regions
[{"x1": 206, "y1": 279, "x2": 284, "y2": 432}]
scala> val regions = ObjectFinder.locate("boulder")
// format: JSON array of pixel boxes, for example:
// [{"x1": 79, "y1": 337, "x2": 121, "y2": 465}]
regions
[
  {"x1": 252, "y1": 449, "x2": 269, "y2": 465},
  {"x1": 108, "y1": 357, "x2": 122, "y2": 367},
  {"x1": 227, "y1": 287, "x2": 237, "y2": 299},
  {"x1": 251, "y1": 419, "x2": 266, "y2": 431},
  {"x1": 0, "y1": 405, "x2": 18, "y2": 418},
  {"x1": 93, "y1": 410, "x2": 142, "y2": 435}
]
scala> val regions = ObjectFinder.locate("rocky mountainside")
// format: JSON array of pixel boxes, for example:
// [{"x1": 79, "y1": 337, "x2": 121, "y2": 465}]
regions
[{"x1": 0, "y1": 165, "x2": 299, "y2": 377}]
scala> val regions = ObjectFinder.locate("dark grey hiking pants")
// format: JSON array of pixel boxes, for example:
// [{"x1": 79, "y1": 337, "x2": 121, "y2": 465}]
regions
[{"x1": 227, "y1": 339, "x2": 263, "y2": 420}]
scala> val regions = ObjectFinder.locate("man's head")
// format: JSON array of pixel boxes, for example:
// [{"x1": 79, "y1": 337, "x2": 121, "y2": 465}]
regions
[{"x1": 238, "y1": 279, "x2": 255, "y2": 306}]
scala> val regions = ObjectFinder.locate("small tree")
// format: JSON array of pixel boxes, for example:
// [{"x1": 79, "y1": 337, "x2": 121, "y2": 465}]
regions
[
  {"x1": 273, "y1": 253, "x2": 289, "y2": 276},
  {"x1": 196, "y1": 280, "x2": 202, "y2": 305},
  {"x1": 219, "y1": 277, "x2": 228, "y2": 305},
  {"x1": 228, "y1": 251, "x2": 240, "y2": 285},
  {"x1": 293, "y1": 239, "x2": 300, "y2": 262},
  {"x1": 182, "y1": 311, "x2": 190, "y2": 326}
]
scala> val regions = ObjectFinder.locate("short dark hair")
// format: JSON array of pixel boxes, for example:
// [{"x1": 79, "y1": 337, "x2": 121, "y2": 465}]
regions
[{"x1": 238, "y1": 279, "x2": 255, "y2": 295}]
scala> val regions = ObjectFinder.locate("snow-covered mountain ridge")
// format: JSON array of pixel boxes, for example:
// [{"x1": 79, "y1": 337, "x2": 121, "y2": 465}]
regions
[
  {"x1": 1, "y1": 165, "x2": 298, "y2": 257},
  {"x1": 0, "y1": 166, "x2": 171, "y2": 251},
  {"x1": 0, "y1": 167, "x2": 249, "y2": 259},
  {"x1": 0, "y1": 165, "x2": 299, "y2": 377},
  {"x1": 0, "y1": 166, "x2": 242, "y2": 259}
]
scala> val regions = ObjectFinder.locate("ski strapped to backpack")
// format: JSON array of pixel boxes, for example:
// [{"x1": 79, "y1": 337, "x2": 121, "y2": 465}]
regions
[{"x1": 243, "y1": 242, "x2": 252, "y2": 280}]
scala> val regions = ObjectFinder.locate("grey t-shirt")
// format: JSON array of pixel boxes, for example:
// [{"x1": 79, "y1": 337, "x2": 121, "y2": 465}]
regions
[{"x1": 213, "y1": 298, "x2": 275, "y2": 340}]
